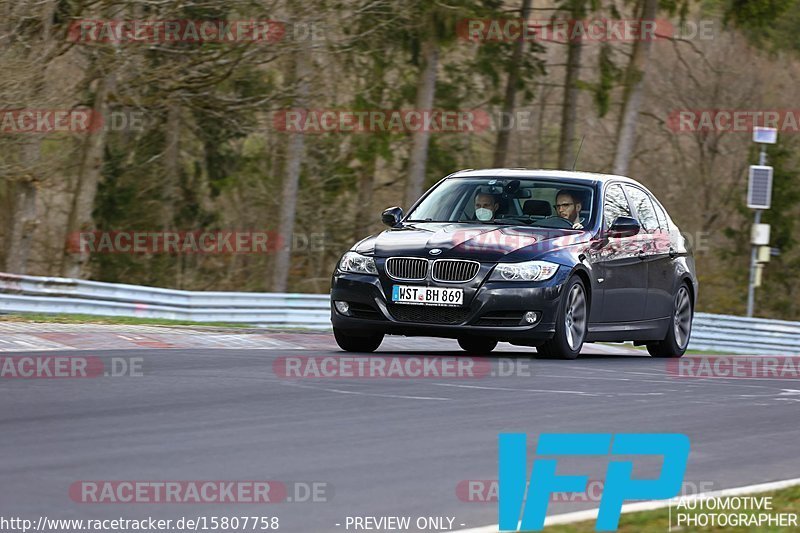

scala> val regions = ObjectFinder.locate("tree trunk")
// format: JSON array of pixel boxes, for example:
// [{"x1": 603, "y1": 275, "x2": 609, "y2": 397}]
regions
[
  {"x1": 536, "y1": 82, "x2": 551, "y2": 167},
  {"x1": 162, "y1": 101, "x2": 181, "y2": 229},
  {"x1": 557, "y1": 1, "x2": 585, "y2": 169},
  {"x1": 493, "y1": 0, "x2": 533, "y2": 168},
  {"x1": 270, "y1": 48, "x2": 310, "y2": 292},
  {"x1": 61, "y1": 74, "x2": 112, "y2": 278},
  {"x1": 2, "y1": 1, "x2": 56, "y2": 273},
  {"x1": 404, "y1": 36, "x2": 439, "y2": 209},
  {"x1": 612, "y1": 0, "x2": 659, "y2": 176},
  {"x1": 3, "y1": 161, "x2": 39, "y2": 274},
  {"x1": 354, "y1": 153, "x2": 378, "y2": 239},
  {"x1": 354, "y1": 71, "x2": 386, "y2": 239}
]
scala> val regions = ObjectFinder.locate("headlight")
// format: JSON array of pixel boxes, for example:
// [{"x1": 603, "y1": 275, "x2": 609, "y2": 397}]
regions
[
  {"x1": 338, "y1": 251, "x2": 378, "y2": 275},
  {"x1": 489, "y1": 260, "x2": 559, "y2": 282}
]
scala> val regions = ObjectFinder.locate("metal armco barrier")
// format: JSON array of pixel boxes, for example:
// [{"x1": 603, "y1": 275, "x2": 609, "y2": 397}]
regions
[
  {"x1": 689, "y1": 313, "x2": 800, "y2": 355},
  {"x1": 0, "y1": 273, "x2": 330, "y2": 329},
  {"x1": 1, "y1": 272, "x2": 799, "y2": 353}
]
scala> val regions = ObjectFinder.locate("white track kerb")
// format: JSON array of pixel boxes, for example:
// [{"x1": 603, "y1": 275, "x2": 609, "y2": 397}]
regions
[{"x1": 452, "y1": 477, "x2": 800, "y2": 532}]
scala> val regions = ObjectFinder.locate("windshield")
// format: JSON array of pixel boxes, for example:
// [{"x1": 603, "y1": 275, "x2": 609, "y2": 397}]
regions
[{"x1": 406, "y1": 177, "x2": 596, "y2": 229}]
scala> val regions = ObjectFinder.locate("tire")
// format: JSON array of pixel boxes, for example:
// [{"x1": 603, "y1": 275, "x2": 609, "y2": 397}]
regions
[
  {"x1": 647, "y1": 283, "x2": 692, "y2": 358},
  {"x1": 333, "y1": 327, "x2": 384, "y2": 353},
  {"x1": 536, "y1": 275, "x2": 588, "y2": 360},
  {"x1": 457, "y1": 336, "x2": 498, "y2": 354}
]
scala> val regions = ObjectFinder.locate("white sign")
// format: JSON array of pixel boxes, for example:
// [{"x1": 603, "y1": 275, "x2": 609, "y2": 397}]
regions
[
  {"x1": 753, "y1": 127, "x2": 778, "y2": 144},
  {"x1": 751, "y1": 223, "x2": 771, "y2": 246}
]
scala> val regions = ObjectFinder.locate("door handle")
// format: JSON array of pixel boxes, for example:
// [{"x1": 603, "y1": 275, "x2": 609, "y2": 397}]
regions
[
  {"x1": 669, "y1": 247, "x2": 677, "y2": 258},
  {"x1": 638, "y1": 250, "x2": 646, "y2": 260}
]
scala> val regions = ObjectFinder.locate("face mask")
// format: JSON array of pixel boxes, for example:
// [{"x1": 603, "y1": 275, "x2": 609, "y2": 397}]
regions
[{"x1": 475, "y1": 208, "x2": 493, "y2": 221}]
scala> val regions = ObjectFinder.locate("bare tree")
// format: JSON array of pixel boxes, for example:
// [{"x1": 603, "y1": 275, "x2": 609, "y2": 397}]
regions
[
  {"x1": 404, "y1": 35, "x2": 439, "y2": 208},
  {"x1": 1, "y1": 0, "x2": 67, "y2": 273},
  {"x1": 271, "y1": 46, "x2": 311, "y2": 292},
  {"x1": 493, "y1": 0, "x2": 533, "y2": 167},
  {"x1": 3, "y1": 147, "x2": 39, "y2": 274},
  {"x1": 61, "y1": 71, "x2": 113, "y2": 278},
  {"x1": 557, "y1": 0, "x2": 586, "y2": 168},
  {"x1": 612, "y1": 0, "x2": 659, "y2": 175}
]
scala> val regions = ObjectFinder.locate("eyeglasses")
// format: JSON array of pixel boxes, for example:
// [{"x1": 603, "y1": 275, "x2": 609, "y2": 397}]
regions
[{"x1": 553, "y1": 202, "x2": 575, "y2": 209}]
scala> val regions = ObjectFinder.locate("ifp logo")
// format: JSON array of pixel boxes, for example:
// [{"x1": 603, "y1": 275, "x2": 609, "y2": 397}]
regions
[{"x1": 498, "y1": 433, "x2": 689, "y2": 531}]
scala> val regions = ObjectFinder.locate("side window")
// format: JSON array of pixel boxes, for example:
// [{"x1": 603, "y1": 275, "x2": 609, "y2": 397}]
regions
[
  {"x1": 604, "y1": 184, "x2": 632, "y2": 229},
  {"x1": 625, "y1": 186, "x2": 658, "y2": 233},
  {"x1": 652, "y1": 197, "x2": 669, "y2": 230}
]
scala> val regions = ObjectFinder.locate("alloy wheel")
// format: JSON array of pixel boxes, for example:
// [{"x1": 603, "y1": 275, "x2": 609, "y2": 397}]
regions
[
  {"x1": 564, "y1": 283, "x2": 587, "y2": 351},
  {"x1": 673, "y1": 286, "x2": 692, "y2": 349}
]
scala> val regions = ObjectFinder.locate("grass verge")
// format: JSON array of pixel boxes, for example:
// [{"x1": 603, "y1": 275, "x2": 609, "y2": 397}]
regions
[{"x1": 544, "y1": 485, "x2": 800, "y2": 532}]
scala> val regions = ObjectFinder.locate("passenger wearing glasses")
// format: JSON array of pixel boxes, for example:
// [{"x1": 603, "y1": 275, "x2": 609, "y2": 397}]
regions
[{"x1": 554, "y1": 189, "x2": 584, "y2": 229}]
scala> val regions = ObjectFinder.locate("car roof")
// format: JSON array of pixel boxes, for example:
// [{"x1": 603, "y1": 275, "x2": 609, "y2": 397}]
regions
[{"x1": 448, "y1": 168, "x2": 642, "y2": 186}]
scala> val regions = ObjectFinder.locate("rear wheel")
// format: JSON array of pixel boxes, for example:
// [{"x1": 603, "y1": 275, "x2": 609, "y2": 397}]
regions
[
  {"x1": 457, "y1": 336, "x2": 498, "y2": 354},
  {"x1": 647, "y1": 283, "x2": 692, "y2": 358},
  {"x1": 333, "y1": 328, "x2": 384, "y2": 353},
  {"x1": 536, "y1": 275, "x2": 588, "y2": 360}
]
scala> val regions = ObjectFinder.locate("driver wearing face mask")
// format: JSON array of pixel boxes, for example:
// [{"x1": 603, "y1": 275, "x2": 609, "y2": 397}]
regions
[{"x1": 474, "y1": 193, "x2": 499, "y2": 222}]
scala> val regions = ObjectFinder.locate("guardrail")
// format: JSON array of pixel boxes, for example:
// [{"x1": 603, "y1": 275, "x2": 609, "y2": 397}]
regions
[
  {"x1": 0, "y1": 273, "x2": 330, "y2": 329},
  {"x1": 690, "y1": 313, "x2": 800, "y2": 355},
  {"x1": 1, "y1": 272, "x2": 799, "y2": 353}
]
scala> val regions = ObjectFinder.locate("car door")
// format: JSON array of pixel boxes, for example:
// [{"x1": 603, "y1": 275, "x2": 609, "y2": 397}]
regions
[
  {"x1": 623, "y1": 185, "x2": 670, "y2": 321},
  {"x1": 646, "y1": 192, "x2": 677, "y2": 320},
  {"x1": 593, "y1": 183, "x2": 648, "y2": 322}
]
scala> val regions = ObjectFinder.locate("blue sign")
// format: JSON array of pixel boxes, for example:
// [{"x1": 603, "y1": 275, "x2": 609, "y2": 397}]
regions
[{"x1": 498, "y1": 433, "x2": 689, "y2": 531}]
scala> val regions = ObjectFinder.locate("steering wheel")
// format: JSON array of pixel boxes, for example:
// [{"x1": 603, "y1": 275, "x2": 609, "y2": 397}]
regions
[{"x1": 538, "y1": 216, "x2": 575, "y2": 229}]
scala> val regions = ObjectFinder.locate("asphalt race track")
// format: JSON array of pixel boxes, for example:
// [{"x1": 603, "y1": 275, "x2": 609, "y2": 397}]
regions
[{"x1": 1, "y1": 329, "x2": 799, "y2": 532}]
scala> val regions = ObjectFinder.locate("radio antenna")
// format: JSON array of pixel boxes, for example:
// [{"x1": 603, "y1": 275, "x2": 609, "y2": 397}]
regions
[{"x1": 571, "y1": 135, "x2": 585, "y2": 171}]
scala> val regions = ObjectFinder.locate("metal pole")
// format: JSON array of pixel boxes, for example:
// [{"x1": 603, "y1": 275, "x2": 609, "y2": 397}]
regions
[
  {"x1": 746, "y1": 210, "x2": 761, "y2": 317},
  {"x1": 746, "y1": 146, "x2": 768, "y2": 317}
]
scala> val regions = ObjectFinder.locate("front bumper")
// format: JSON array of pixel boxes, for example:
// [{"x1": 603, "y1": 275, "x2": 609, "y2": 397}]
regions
[{"x1": 330, "y1": 268, "x2": 569, "y2": 342}]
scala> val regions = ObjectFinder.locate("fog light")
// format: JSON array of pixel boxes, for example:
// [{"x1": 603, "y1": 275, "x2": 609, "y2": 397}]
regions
[
  {"x1": 522, "y1": 311, "x2": 539, "y2": 325},
  {"x1": 334, "y1": 301, "x2": 350, "y2": 316}
]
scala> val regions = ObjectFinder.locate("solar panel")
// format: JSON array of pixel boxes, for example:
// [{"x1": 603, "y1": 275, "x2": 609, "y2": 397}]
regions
[{"x1": 747, "y1": 165, "x2": 773, "y2": 209}]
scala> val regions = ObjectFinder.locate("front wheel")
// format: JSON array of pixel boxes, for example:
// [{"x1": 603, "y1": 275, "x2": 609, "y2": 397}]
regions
[
  {"x1": 647, "y1": 283, "x2": 692, "y2": 358},
  {"x1": 333, "y1": 328, "x2": 384, "y2": 353},
  {"x1": 536, "y1": 275, "x2": 588, "y2": 360}
]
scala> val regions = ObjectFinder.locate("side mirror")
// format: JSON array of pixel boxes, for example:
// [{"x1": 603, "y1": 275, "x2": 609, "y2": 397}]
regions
[
  {"x1": 608, "y1": 216, "x2": 640, "y2": 238},
  {"x1": 381, "y1": 206, "x2": 404, "y2": 227}
]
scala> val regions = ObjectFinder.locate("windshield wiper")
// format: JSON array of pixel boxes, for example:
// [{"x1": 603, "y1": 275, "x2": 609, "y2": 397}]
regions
[{"x1": 457, "y1": 220, "x2": 517, "y2": 225}]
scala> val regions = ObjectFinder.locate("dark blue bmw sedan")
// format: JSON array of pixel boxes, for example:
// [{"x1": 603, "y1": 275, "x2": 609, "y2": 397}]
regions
[{"x1": 330, "y1": 169, "x2": 697, "y2": 359}]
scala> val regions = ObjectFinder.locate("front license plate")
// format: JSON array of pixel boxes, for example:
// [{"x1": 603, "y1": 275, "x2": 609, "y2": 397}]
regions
[{"x1": 391, "y1": 285, "x2": 463, "y2": 307}]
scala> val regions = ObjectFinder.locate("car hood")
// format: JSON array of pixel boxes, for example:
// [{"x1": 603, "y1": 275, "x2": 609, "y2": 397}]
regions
[{"x1": 353, "y1": 223, "x2": 591, "y2": 262}]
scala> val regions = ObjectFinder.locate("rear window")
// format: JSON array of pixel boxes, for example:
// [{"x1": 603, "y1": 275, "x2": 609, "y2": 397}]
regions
[{"x1": 624, "y1": 185, "x2": 659, "y2": 233}]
